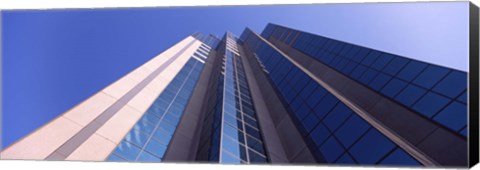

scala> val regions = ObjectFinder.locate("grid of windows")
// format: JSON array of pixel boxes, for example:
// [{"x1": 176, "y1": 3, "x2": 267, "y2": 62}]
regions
[
  {"x1": 241, "y1": 29, "x2": 421, "y2": 166},
  {"x1": 265, "y1": 25, "x2": 467, "y2": 137},
  {"x1": 107, "y1": 54, "x2": 206, "y2": 162},
  {"x1": 218, "y1": 49, "x2": 268, "y2": 163}
]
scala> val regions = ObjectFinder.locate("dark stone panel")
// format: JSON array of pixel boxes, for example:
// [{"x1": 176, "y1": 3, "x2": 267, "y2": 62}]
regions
[
  {"x1": 417, "y1": 128, "x2": 468, "y2": 167},
  {"x1": 163, "y1": 49, "x2": 218, "y2": 161},
  {"x1": 368, "y1": 98, "x2": 437, "y2": 145},
  {"x1": 239, "y1": 45, "x2": 289, "y2": 162}
]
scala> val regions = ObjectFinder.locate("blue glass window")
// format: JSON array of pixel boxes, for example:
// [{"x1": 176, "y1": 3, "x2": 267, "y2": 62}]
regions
[
  {"x1": 395, "y1": 84, "x2": 427, "y2": 106},
  {"x1": 334, "y1": 114, "x2": 370, "y2": 148},
  {"x1": 457, "y1": 91, "x2": 467, "y2": 104},
  {"x1": 302, "y1": 113, "x2": 320, "y2": 133},
  {"x1": 309, "y1": 123, "x2": 330, "y2": 147},
  {"x1": 350, "y1": 129, "x2": 395, "y2": 164},
  {"x1": 336, "y1": 153, "x2": 356, "y2": 164},
  {"x1": 433, "y1": 102, "x2": 467, "y2": 131},
  {"x1": 361, "y1": 51, "x2": 381, "y2": 66},
  {"x1": 137, "y1": 151, "x2": 161, "y2": 162},
  {"x1": 306, "y1": 86, "x2": 327, "y2": 108},
  {"x1": 432, "y1": 70, "x2": 467, "y2": 98},
  {"x1": 319, "y1": 137, "x2": 344, "y2": 162},
  {"x1": 380, "y1": 78, "x2": 407, "y2": 98},
  {"x1": 382, "y1": 57, "x2": 409, "y2": 76},
  {"x1": 380, "y1": 148, "x2": 420, "y2": 166},
  {"x1": 397, "y1": 60, "x2": 427, "y2": 82},
  {"x1": 412, "y1": 65, "x2": 449, "y2": 89},
  {"x1": 368, "y1": 73, "x2": 392, "y2": 91},
  {"x1": 313, "y1": 94, "x2": 338, "y2": 119},
  {"x1": 323, "y1": 103, "x2": 352, "y2": 131},
  {"x1": 412, "y1": 92, "x2": 450, "y2": 117},
  {"x1": 358, "y1": 69, "x2": 379, "y2": 85},
  {"x1": 371, "y1": 53, "x2": 394, "y2": 71},
  {"x1": 112, "y1": 141, "x2": 142, "y2": 161}
]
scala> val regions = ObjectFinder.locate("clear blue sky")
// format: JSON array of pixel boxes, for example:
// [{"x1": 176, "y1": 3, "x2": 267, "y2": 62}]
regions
[{"x1": 1, "y1": 2, "x2": 468, "y2": 148}]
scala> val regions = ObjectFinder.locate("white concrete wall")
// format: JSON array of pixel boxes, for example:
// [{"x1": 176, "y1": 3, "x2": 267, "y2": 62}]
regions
[{"x1": 1, "y1": 36, "x2": 202, "y2": 161}]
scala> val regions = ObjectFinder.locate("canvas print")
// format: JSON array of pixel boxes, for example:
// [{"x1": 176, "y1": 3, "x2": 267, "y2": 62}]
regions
[{"x1": 1, "y1": 1, "x2": 478, "y2": 168}]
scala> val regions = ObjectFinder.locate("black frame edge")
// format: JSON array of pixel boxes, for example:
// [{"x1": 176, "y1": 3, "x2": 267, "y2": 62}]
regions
[{"x1": 469, "y1": 1, "x2": 479, "y2": 168}]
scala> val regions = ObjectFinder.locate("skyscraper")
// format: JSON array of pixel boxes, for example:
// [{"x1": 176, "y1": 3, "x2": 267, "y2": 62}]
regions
[{"x1": 1, "y1": 23, "x2": 475, "y2": 168}]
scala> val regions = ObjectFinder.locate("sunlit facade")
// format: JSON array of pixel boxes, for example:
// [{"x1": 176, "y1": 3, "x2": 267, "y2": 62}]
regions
[{"x1": 1, "y1": 24, "x2": 471, "y2": 167}]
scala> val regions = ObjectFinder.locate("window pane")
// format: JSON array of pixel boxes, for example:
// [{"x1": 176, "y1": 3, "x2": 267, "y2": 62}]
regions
[
  {"x1": 382, "y1": 57, "x2": 409, "y2": 76},
  {"x1": 350, "y1": 129, "x2": 395, "y2": 164},
  {"x1": 432, "y1": 70, "x2": 467, "y2": 98},
  {"x1": 313, "y1": 93, "x2": 338, "y2": 119},
  {"x1": 309, "y1": 123, "x2": 330, "y2": 147},
  {"x1": 412, "y1": 65, "x2": 449, "y2": 89},
  {"x1": 433, "y1": 102, "x2": 467, "y2": 131},
  {"x1": 380, "y1": 148, "x2": 420, "y2": 166},
  {"x1": 113, "y1": 141, "x2": 141, "y2": 161},
  {"x1": 319, "y1": 137, "x2": 344, "y2": 162},
  {"x1": 412, "y1": 92, "x2": 450, "y2": 118},
  {"x1": 380, "y1": 78, "x2": 408, "y2": 98},
  {"x1": 335, "y1": 153, "x2": 356, "y2": 164},
  {"x1": 395, "y1": 84, "x2": 427, "y2": 106},
  {"x1": 334, "y1": 114, "x2": 370, "y2": 148},
  {"x1": 397, "y1": 60, "x2": 427, "y2": 82},
  {"x1": 368, "y1": 73, "x2": 392, "y2": 91},
  {"x1": 323, "y1": 103, "x2": 352, "y2": 131},
  {"x1": 371, "y1": 53, "x2": 394, "y2": 71}
]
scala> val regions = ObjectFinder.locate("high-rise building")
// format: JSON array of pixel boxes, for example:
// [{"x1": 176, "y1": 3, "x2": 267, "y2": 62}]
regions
[{"x1": 1, "y1": 23, "x2": 475, "y2": 168}]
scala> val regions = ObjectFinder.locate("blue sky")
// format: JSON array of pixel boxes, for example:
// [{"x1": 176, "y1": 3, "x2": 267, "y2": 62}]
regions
[{"x1": 1, "y1": 2, "x2": 469, "y2": 148}]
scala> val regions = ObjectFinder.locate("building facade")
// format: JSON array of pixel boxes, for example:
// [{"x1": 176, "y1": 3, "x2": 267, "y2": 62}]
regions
[{"x1": 1, "y1": 24, "x2": 472, "y2": 167}]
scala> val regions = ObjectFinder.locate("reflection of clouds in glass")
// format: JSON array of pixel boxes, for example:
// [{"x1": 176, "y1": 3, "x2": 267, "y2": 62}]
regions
[{"x1": 133, "y1": 130, "x2": 141, "y2": 146}]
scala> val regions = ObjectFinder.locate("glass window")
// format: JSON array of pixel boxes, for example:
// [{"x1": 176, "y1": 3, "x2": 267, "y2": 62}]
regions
[
  {"x1": 371, "y1": 53, "x2": 394, "y2": 71},
  {"x1": 460, "y1": 127, "x2": 467, "y2": 136},
  {"x1": 302, "y1": 113, "x2": 320, "y2": 133},
  {"x1": 341, "y1": 61, "x2": 358, "y2": 75},
  {"x1": 133, "y1": 121, "x2": 156, "y2": 135},
  {"x1": 113, "y1": 141, "x2": 142, "y2": 161},
  {"x1": 395, "y1": 84, "x2": 427, "y2": 107},
  {"x1": 396, "y1": 60, "x2": 427, "y2": 82},
  {"x1": 152, "y1": 129, "x2": 172, "y2": 145},
  {"x1": 125, "y1": 129, "x2": 149, "y2": 147},
  {"x1": 380, "y1": 78, "x2": 408, "y2": 98},
  {"x1": 137, "y1": 151, "x2": 161, "y2": 162},
  {"x1": 309, "y1": 123, "x2": 330, "y2": 147},
  {"x1": 379, "y1": 148, "x2": 420, "y2": 166},
  {"x1": 432, "y1": 70, "x2": 467, "y2": 98},
  {"x1": 412, "y1": 65, "x2": 449, "y2": 89},
  {"x1": 457, "y1": 91, "x2": 467, "y2": 104},
  {"x1": 382, "y1": 57, "x2": 409, "y2": 76},
  {"x1": 351, "y1": 48, "x2": 370, "y2": 63},
  {"x1": 222, "y1": 136, "x2": 242, "y2": 157},
  {"x1": 433, "y1": 102, "x2": 467, "y2": 131},
  {"x1": 412, "y1": 92, "x2": 450, "y2": 118},
  {"x1": 221, "y1": 151, "x2": 241, "y2": 164},
  {"x1": 145, "y1": 140, "x2": 167, "y2": 158},
  {"x1": 323, "y1": 103, "x2": 352, "y2": 131},
  {"x1": 350, "y1": 65, "x2": 368, "y2": 80},
  {"x1": 368, "y1": 73, "x2": 392, "y2": 91},
  {"x1": 361, "y1": 51, "x2": 381, "y2": 67},
  {"x1": 334, "y1": 114, "x2": 370, "y2": 148},
  {"x1": 350, "y1": 129, "x2": 395, "y2": 164},
  {"x1": 299, "y1": 80, "x2": 318, "y2": 100},
  {"x1": 313, "y1": 94, "x2": 339, "y2": 119},
  {"x1": 107, "y1": 154, "x2": 126, "y2": 161},
  {"x1": 248, "y1": 149, "x2": 267, "y2": 163},
  {"x1": 306, "y1": 86, "x2": 327, "y2": 108},
  {"x1": 335, "y1": 153, "x2": 356, "y2": 164},
  {"x1": 360, "y1": 69, "x2": 378, "y2": 84},
  {"x1": 319, "y1": 137, "x2": 345, "y2": 162}
]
